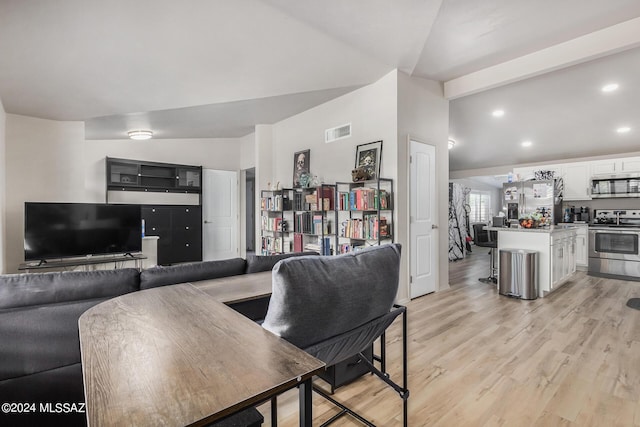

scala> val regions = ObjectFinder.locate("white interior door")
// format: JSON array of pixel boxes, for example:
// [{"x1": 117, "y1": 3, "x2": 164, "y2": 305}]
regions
[
  {"x1": 410, "y1": 140, "x2": 437, "y2": 298},
  {"x1": 202, "y1": 169, "x2": 239, "y2": 261}
]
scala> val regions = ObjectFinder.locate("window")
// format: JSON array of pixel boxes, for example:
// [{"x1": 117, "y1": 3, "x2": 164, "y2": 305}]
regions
[{"x1": 468, "y1": 191, "x2": 491, "y2": 223}]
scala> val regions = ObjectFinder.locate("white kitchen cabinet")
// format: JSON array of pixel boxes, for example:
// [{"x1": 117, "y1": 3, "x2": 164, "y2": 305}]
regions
[
  {"x1": 591, "y1": 157, "x2": 640, "y2": 175},
  {"x1": 567, "y1": 234, "x2": 577, "y2": 276},
  {"x1": 513, "y1": 162, "x2": 590, "y2": 201},
  {"x1": 591, "y1": 160, "x2": 617, "y2": 175},
  {"x1": 620, "y1": 157, "x2": 640, "y2": 173},
  {"x1": 550, "y1": 231, "x2": 576, "y2": 291},
  {"x1": 496, "y1": 227, "x2": 577, "y2": 298},
  {"x1": 551, "y1": 238, "x2": 564, "y2": 289},
  {"x1": 573, "y1": 224, "x2": 588, "y2": 269},
  {"x1": 512, "y1": 156, "x2": 640, "y2": 202},
  {"x1": 563, "y1": 162, "x2": 591, "y2": 200}
]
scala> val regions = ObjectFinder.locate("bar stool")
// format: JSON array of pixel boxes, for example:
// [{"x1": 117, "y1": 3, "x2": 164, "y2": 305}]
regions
[{"x1": 473, "y1": 224, "x2": 497, "y2": 284}]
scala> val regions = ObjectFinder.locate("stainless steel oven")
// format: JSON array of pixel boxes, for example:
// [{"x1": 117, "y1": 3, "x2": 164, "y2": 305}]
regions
[{"x1": 589, "y1": 227, "x2": 640, "y2": 280}]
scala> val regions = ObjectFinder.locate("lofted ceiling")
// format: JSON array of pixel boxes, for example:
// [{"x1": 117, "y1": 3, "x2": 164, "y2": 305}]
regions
[{"x1": 1, "y1": 0, "x2": 640, "y2": 169}]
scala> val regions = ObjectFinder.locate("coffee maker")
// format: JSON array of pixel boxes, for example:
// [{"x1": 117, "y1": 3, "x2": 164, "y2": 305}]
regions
[
  {"x1": 563, "y1": 206, "x2": 590, "y2": 223},
  {"x1": 579, "y1": 206, "x2": 590, "y2": 222}
]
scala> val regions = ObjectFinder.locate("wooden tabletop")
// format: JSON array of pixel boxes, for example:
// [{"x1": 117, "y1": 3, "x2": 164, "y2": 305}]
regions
[
  {"x1": 192, "y1": 271, "x2": 272, "y2": 304},
  {"x1": 79, "y1": 283, "x2": 325, "y2": 427}
]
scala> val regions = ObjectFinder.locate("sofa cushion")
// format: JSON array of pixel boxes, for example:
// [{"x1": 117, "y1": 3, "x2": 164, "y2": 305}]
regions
[
  {"x1": 262, "y1": 244, "x2": 401, "y2": 348},
  {"x1": 140, "y1": 258, "x2": 247, "y2": 290},
  {"x1": 245, "y1": 251, "x2": 318, "y2": 274},
  {"x1": 0, "y1": 363, "x2": 86, "y2": 426},
  {"x1": 0, "y1": 268, "x2": 141, "y2": 310},
  {"x1": 0, "y1": 298, "x2": 113, "y2": 381}
]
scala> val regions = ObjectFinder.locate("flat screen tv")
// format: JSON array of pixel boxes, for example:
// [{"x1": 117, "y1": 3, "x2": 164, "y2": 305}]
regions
[{"x1": 24, "y1": 202, "x2": 142, "y2": 261}]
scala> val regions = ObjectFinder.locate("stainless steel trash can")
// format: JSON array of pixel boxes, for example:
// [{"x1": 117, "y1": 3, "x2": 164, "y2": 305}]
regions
[{"x1": 499, "y1": 249, "x2": 538, "y2": 300}]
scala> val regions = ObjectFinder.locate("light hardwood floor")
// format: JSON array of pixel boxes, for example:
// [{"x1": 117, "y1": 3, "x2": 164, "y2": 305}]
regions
[{"x1": 262, "y1": 248, "x2": 640, "y2": 426}]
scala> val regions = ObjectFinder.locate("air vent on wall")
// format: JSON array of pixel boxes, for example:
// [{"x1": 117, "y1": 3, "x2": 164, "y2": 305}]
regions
[{"x1": 325, "y1": 123, "x2": 351, "y2": 143}]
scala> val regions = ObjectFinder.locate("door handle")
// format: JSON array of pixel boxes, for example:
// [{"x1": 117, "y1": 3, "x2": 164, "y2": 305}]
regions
[
  {"x1": 432, "y1": 224, "x2": 438, "y2": 229},
  {"x1": 204, "y1": 220, "x2": 212, "y2": 224}
]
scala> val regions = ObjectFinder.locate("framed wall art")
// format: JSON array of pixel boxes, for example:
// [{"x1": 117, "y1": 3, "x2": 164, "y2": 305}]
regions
[
  {"x1": 355, "y1": 140, "x2": 382, "y2": 180},
  {"x1": 293, "y1": 149, "x2": 310, "y2": 187}
]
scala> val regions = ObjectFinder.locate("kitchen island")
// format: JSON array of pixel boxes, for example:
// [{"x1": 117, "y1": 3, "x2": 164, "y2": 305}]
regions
[{"x1": 488, "y1": 225, "x2": 578, "y2": 297}]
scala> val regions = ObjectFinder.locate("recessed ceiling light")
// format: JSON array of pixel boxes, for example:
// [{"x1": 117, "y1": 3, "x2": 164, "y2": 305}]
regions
[
  {"x1": 448, "y1": 139, "x2": 456, "y2": 150},
  {"x1": 128, "y1": 130, "x2": 153, "y2": 140},
  {"x1": 601, "y1": 83, "x2": 619, "y2": 93},
  {"x1": 492, "y1": 109, "x2": 505, "y2": 117},
  {"x1": 617, "y1": 126, "x2": 631, "y2": 134},
  {"x1": 521, "y1": 140, "x2": 533, "y2": 147}
]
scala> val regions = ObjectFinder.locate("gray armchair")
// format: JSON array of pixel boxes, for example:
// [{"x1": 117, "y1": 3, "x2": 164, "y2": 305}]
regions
[{"x1": 262, "y1": 244, "x2": 408, "y2": 426}]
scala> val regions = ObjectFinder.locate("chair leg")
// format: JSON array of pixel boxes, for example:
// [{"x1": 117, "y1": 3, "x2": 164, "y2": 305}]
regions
[
  {"x1": 478, "y1": 248, "x2": 498, "y2": 284},
  {"x1": 313, "y1": 385, "x2": 376, "y2": 427},
  {"x1": 314, "y1": 305, "x2": 409, "y2": 427}
]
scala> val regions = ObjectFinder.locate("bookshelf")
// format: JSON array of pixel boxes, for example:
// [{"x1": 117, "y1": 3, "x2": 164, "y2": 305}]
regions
[
  {"x1": 259, "y1": 189, "x2": 292, "y2": 255},
  {"x1": 336, "y1": 178, "x2": 394, "y2": 254},
  {"x1": 291, "y1": 184, "x2": 337, "y2": 256},
  {"x1": 260, "y1": 185, "x2": 338, "y2": 255}
]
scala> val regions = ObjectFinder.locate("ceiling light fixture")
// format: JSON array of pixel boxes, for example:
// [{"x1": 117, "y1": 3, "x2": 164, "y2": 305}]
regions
[
  {"x1": 521, "y1": 140, "x2": 532, "y2": 147},
  {"x1": 128, "y1": 130, "x2": 153, "y2": 140},
  {"x1": 617, "y1": 126, "x2": 631, "y2": 134},
  {"x1": 448, "y1": 139, "x2": 456, "y2": 150},
  {"x1": 601, "y1": 83, "x2": 619, "y2": 93},
  {"x1": 492, "y1": 109, "x2": 505, "y2": 117}
]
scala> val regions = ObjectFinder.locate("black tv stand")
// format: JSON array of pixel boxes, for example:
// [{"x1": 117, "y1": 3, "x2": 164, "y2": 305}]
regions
[{"x1": 19, "y1": 254, "x2": 147, "y2": 272}]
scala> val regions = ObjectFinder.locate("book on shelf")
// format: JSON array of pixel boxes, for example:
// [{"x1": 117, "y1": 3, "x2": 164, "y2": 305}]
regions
[
  {"x1": 293, "y1": 192, "x2": 309, "y2": 210},
  {"x1": 261, "y1": 236, "x2": 281, "y2": 254},
  {"x1": 337, "y1": 242, "x2": 366, "y2": 254},
  {"x1": 305, "y1": 194, "x2": 317, "y2": 210},
  {"x1": 293, "y1": 233, "x2": 303, "y2": 252},
  {"x1": 313, "y1": 214, "x2": 322, "y2": 235},
  {"x1": 294, "y1": 212, "x2": 331, "y2": 235},
  {"x1": 379, "y1": 217, "x2": 389, "y2": 237},
  {"x1": 338, "y1": 187, "x2": 390, "y2": 211},
  {"x1": 261, "y1": 216, "x2": 286, "y2": 232},
  {"x1": 339, "y1": 215, "x2": 389, "y2": 240},
  {"x1": 316, "y1": 186, "x2": 334, "y2": 211},
  {"x1": 322, "y1": 236, "x2": 331, "y2": 256},
  {"x1": 304, "y1": 236, "x2": 332, "y2": 255},
  {"x1": 261, "y1": 194, "x2": 285, "y2": 211}
]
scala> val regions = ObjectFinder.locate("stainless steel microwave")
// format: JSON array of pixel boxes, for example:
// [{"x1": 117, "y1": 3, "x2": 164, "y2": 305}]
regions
[{"x1": 590, "y1": 174, "x2": 640, "y2": 198}]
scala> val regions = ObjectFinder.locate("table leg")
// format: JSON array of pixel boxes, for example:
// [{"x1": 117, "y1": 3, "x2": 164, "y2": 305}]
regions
[
  {"x1": 299, "y1": 378, "x2": 313, "y2": 426},
  {"x1": 271, "y1": 396, "x2": 278, "y2": 427}
]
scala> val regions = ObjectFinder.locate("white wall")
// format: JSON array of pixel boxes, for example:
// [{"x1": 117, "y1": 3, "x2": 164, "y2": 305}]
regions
[
  {"x1": 397, "y1": 72, "x2": 449, "y2": 295},
  {"x1": 0, "y1": 99, "x2": 6, "y2": 273},
  {"x1": 5, "y1": 114, "x2": 241, "y2": 272},
  {"x1": 239, "y1": 132, "x2": 256, "y2": 171},
  {"x1": 271, "y1": 70, "x2": 398, "y2": 187},
  {"x1": 254, "y1": 125, "x2": 275, "y2": 248},
  {"x1": 259, "y1": 70, "x2": 449, "y2": 302},
  {"x1": 267, "y1": 70, "x2": 398, "y2": 276},
  {"x1": 238, "y1": 132, "x2": 256, "y2": 258},
  {"x1": 5, "y1": 115, "x2": 86, "y2": 272}
]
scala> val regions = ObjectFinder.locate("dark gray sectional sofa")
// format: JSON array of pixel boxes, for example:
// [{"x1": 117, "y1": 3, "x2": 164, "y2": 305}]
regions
[{"x1": 0, "y1": 251, "x2": 314, "y2": 427}]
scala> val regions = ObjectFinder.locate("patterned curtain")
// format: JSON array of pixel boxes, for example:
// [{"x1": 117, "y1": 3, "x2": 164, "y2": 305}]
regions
[{"x1": 448, "y1": 183, "x2": 469, "y2": 261}]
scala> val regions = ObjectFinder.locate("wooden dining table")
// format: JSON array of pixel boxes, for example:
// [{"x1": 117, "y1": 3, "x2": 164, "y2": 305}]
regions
[{"x1": 78, "y1": 276, "x2": 325, "y2": 427}]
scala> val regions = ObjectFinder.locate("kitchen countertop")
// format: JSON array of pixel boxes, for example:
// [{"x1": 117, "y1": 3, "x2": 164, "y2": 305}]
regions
[{"x1": 486, "y1": 225, "x2": 580, "y2": 233}]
